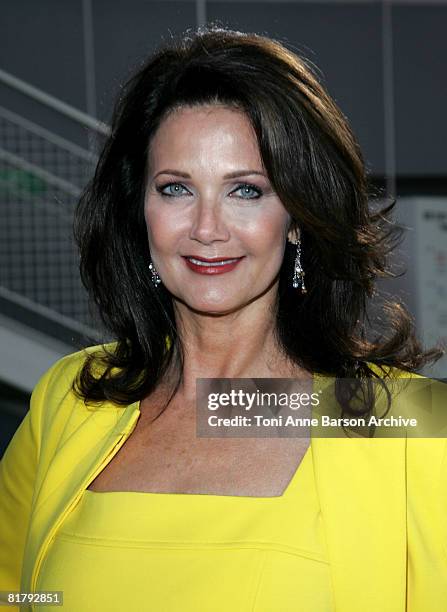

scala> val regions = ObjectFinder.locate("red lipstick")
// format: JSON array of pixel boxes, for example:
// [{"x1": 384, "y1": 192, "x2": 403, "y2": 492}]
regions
[{"x1": 182, "y1": 256, "x2": 244, "y2": 275}]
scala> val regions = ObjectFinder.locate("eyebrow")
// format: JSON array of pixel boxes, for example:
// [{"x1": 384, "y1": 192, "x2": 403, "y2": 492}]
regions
[{"x1": 153, "y1": 169, "x2": 266, "y2": 180}]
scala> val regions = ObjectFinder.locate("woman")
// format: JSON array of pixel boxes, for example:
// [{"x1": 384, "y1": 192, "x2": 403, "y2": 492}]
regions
[{"x1": 0, "y1": 26, "x2": 445, "y2": 611}]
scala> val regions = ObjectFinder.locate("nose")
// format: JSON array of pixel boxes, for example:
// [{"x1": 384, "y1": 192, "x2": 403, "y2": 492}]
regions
[{"x1": 189, "y1": 199, "x2": 230, "y2": 244}]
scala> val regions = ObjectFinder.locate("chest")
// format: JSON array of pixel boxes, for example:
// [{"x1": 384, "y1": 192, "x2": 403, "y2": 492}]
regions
[{"x1": 87, "y1": 398, "x2": 310, "y2": 496}]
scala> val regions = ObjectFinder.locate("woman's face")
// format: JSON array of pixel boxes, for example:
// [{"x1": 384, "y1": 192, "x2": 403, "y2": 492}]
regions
[{"x1": 144, "y1": 104, "x2": 295, "y2": 315}]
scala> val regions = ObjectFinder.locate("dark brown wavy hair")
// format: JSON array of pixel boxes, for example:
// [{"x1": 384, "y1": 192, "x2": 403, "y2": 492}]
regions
[{"x1": 72, "y1": 25, "x2": 444, "y2": 423}]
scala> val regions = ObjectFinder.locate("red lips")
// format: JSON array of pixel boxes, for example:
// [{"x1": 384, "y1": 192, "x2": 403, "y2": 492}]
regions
[
  {"x1": 183, "y1": 256, "x2": 244, "y2": 275},
  {"x1": 183, "y1": 256, "x2": 243, "y2": 262}
]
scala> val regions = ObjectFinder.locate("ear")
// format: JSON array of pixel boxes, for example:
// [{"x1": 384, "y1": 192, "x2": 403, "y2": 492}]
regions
[{"x1": 287, "y1": 223, "x2": 300, "y2": 244}]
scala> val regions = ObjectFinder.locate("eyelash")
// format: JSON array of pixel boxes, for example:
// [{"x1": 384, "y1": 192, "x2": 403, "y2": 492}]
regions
[{"x1": 155, "y1": 182, "x2": 263, "y2": 200}]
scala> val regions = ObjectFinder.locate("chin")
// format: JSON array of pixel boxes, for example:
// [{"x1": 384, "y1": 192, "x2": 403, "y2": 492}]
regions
[
  {"x1": 174, "y1": 292, "x2": 245, "y2": 316},
  {"x1": 189, "y1": 301, "x2": 242, "y2": 316}
]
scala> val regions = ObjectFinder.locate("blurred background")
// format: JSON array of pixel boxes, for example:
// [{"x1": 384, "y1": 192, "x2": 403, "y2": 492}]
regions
[{"x1": 1, "y1": 0, "x2": 446, "y2": 455}]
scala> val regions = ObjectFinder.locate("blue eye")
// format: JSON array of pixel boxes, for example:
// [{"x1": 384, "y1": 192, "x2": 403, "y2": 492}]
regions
[
  {"x1": 156, "y1": 182, "x2": 189, "y2": 197},
  {"x1": 232, "y1": 183, "x2": 263, "y2": 199},
  {"x1": 155, "y1": 182, "x2": 263, "y2": 199}
]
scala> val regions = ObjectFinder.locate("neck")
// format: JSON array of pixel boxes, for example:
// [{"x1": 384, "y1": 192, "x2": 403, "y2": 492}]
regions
[{"x1": 168, "y1": 290, "x2": 306, "y2": 401}]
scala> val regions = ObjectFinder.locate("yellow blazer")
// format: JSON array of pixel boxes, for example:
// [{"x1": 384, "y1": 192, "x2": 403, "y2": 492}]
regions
[{"x1": 0, "y1": 344, "x2": 446, "y2": 611}]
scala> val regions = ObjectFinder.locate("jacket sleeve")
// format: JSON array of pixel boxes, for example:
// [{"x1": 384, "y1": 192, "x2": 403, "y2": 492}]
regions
[{"x1": 0, "y1": 362, "x2": 56, "y2": 595}]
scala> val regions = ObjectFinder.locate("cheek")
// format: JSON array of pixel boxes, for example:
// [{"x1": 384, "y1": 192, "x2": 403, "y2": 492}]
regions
[
  {"x1": 144, "y1": 201, "x2": 180, "y2": 247},
  {"x1": 243, "y1": 213, "x2": 289, "y2": 255}
]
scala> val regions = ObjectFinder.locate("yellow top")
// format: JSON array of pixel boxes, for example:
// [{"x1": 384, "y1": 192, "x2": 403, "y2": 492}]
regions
[
  {"x1": 35, "y1": 445, "x2": 334, "y2": 611},
  {"x1": 34, "y1": 437, "x2": 447, "y2": 612},
  {"x1": 1, "y1": 343, "x2": 446, "y2": 611}
]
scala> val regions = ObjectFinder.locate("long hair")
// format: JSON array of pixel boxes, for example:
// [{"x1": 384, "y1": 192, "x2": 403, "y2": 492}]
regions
[{"x1": 72, "y1": 25, "x2": 444, "y2": 421}]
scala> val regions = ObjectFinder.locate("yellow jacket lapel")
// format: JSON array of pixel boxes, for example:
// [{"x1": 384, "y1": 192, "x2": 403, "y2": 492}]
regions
[
  {"x1": 311, "y1": 436, "x2": 407, "y2": 612},
  {"x1": 23, "y1": 402, "x2": 140, "y2": 594}
]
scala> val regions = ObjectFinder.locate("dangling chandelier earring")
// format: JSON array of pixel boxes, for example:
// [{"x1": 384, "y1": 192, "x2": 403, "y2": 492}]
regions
[
  {"x1": 148, "y1": 260, "x2": 161, "y2": 287},
  {"x1": 291, "y1": 237, "x2": 307, "y2": 294}
]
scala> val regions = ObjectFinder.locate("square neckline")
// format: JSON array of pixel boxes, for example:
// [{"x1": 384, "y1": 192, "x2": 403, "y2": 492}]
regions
[
  {"x1": 84, "y1": 421, "x2": 313, "y2": 501},
  {"x1": 84, "y1": 372, "x2": 329, "y2": 500}
]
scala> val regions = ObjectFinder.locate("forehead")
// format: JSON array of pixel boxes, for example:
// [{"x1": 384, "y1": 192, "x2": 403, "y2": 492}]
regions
[
  {"x1": 148, "y1": 104, "x2": 262, "y2": 165},
  {"x1": 158, "y1": 103, "x2": 250, "y2": 129}
]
